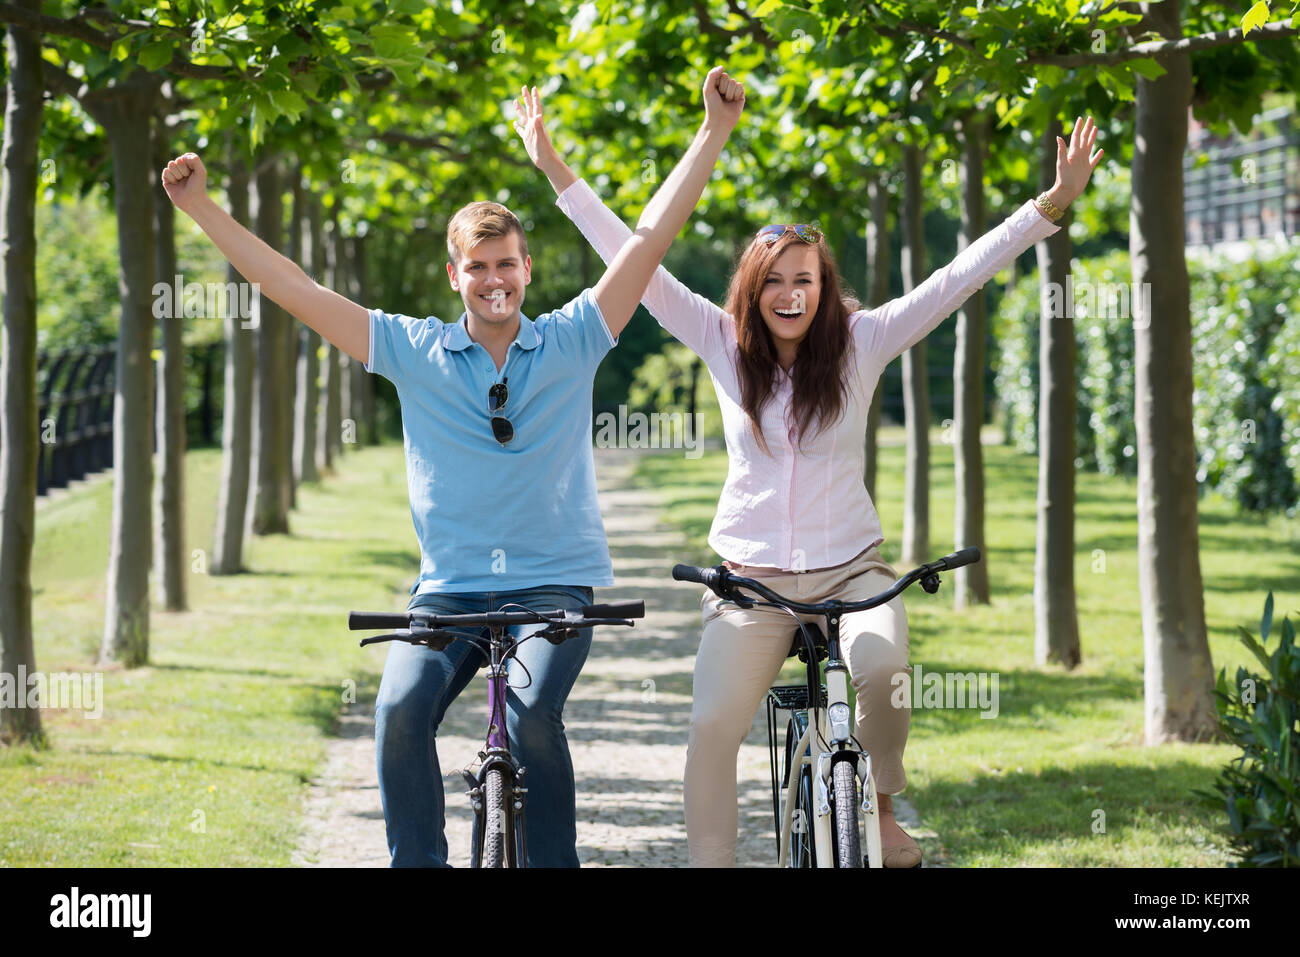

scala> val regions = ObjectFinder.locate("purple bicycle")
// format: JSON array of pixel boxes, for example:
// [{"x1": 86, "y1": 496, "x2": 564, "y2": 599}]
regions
[{"x1": 347, "y1": 599, "x2": 645, "y2": 868}]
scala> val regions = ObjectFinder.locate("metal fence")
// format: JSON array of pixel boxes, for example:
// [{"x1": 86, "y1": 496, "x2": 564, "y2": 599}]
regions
[
  {"x1": 33, "y1": 343, "x2": 226, "y2": 497},
  {"x1": 1184, "y1": 106, "x2": 1300, "y2": 246},
  {"x1": 35, "y1": 346, "x2": 116, "y2": 496}
]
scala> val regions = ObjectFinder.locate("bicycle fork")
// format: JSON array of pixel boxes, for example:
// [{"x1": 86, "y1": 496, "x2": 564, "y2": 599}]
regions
[
  {"x1": 467, "y1": 638, "x2": 529, "y2": 867},
  {"x1": 816, "y1": 638, "x2": 884, "y2": 868}
]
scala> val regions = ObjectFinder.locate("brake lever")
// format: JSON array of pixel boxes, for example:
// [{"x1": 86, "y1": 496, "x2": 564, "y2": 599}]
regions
[
  {"x1": 359, "y1": 627, "x2": 458, "y2": 650},
  {"x1": 718, "y1": 569, "x2": 758, "y2": 609}
]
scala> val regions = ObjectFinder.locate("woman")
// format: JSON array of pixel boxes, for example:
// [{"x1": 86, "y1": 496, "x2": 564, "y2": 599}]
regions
[{"x1": 516, "y1": 87, "x2": 1102, "y2": 867}]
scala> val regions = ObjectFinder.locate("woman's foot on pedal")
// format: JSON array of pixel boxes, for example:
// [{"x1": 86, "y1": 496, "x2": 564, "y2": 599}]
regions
[{"x1": 877, "y1": 793, "x2": 921, "y2": 868}]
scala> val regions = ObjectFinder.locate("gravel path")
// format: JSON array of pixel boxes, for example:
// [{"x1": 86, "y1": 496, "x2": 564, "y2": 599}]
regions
[{"x1": 292, "y1": 447, "x2": 935, "y2": 867}]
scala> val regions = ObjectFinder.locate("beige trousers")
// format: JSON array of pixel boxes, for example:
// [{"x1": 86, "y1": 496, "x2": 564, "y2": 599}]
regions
[{"x1": 683, "y1": 545, "x2": 912, "y2": 867}]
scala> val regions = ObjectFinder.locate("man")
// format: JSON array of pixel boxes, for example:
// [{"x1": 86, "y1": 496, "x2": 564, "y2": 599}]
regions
[{"x1": 162, "y1": 67, "x2": 745, "y2": 865}]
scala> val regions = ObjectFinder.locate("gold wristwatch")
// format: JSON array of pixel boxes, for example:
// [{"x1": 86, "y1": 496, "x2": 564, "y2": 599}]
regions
[{"x1": 1035, "y1": 192, "x2": 1066, "y2": 222}]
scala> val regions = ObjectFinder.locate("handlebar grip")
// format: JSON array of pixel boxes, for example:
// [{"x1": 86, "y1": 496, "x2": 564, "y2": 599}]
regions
[
  {"x1": 672, "y1": 564, "x2": 710, "y2": 585},
  {"x1": 582, "y1": 601, "x2": 646, "y2": 620},
  {"x1": 937, "y1": 547, "x2": 982, "y2": 570},
  {"x1": 672, "y1": 564, "x2": 730, "y2": 595},
  {"x1": 348, "y1": 612, "x2": 411, "y2": 631}
]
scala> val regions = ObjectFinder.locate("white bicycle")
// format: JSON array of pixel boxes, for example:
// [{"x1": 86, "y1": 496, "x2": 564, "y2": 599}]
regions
[{"x1": 673, "y1": 547, "x2": 981, "y2": 867}]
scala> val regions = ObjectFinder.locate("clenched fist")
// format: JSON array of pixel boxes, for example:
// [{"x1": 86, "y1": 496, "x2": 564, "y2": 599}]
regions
[{"x1": 160, "y1": 152, "x2": 208, "y2": 213}]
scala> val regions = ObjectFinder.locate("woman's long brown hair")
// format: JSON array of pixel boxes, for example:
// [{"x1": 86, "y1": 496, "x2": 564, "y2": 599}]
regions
[{"x1": 723, "y1": 230, "x2": 857, "y2": 453}]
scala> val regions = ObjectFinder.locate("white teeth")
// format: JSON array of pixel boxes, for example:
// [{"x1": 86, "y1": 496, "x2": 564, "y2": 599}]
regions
[{"x1": 776, "y1": 309, "x2": 801, "y2": 317}]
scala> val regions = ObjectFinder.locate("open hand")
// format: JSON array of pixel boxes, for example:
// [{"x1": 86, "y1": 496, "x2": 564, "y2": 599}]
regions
[
  {"x1": 703, "y1": 67, "x2": 745, "y2": 132},
  {"x1": 1052, "y1": 116, "x2": 1104, "y2": 205},
  {"x1": 161, "y1": 153, "x2": 208, "y2": 212},
  {"x1": 513, "y1": 85, "x2": 558, "y2": 170}
]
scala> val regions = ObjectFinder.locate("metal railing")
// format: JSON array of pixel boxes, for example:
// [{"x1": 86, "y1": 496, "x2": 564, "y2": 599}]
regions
[
  {"x1": 35, "y1": 346, "x2": 116, "y2": 495},
  {"x1": 1184, "y1": 106, "x2": 1300, "y2": 247}
]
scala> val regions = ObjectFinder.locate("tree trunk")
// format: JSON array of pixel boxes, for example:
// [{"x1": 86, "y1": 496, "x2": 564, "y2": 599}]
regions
[
  {"x1": 318, "y1": 213, "x2": 343, "y2": 472},
  {"x1": 953, "y1": 113, "x2": 991, "y2": 606},
  {"x1": 152, "y1": 111, "x2": 186, "y2": 611},
  {"x1": 864, "y1": 174, "x2": 890, "y2": 502},
  {"x1": 250, "y1": 152, "x2": 290, "y2": 534},
  {"x1": 352, "y1": 235, "x2": 376, "y2": 445},
  {"x1": 295, "y1": 189, "x2": 321, "y2": 484},
  {"x1": 0, "y1": 0, "x2": 44, "y2": 744},
  {"x1": 284, "y1": 167, "x2": 300, "y2": 510},
  {"x1": 84, "y1": 75, "x2": 159, "y2": 666},
  {"x1": 1034, "y1": 118, "x2": 1080, "y2": 667},
  {"x1": 1132, "y1": 0, "x2": 1217, "y2": 742},
  {"x1": 900, "y1": 143, "x2": 930, "y2": 566},
  {"x1": 212, "y1": 147, "x2": 254, "y2": 574},
  {"x1": 336, "y1": 215, "x2": 356, "y2": 452}
]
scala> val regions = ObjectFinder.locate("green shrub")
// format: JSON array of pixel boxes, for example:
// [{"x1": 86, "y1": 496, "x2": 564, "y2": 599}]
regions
[
  {"x1": 1190, "y1": 243, "x2": 1300, "y2": 512},
  {"x1": 993, "y1": 240, "x2": 1300, "y2": 511},
  {"x1": 993, "y1": 249, "x2": 1136, "y2": 475},
  {"x1": 1195, "y1": 593, "x2": 1300, "y2": 867}
]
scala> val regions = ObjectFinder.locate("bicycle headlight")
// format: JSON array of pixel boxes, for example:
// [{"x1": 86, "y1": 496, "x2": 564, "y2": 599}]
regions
[{"x1": 828, "y1": 702, "x2": 852, "y2": 739}]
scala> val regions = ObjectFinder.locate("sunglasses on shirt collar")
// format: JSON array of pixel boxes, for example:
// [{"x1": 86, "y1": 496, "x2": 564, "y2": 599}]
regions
[
  {"x1": 489, "y1": 377, "x2": 513, "y2": 446},
  {"x1": 756, "y1": 223, "x2": 823, "y2": 245}
]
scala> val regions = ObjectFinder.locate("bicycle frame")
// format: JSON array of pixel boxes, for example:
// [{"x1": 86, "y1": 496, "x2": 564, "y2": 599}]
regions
[
  {"x1": 675, "y1": 547, "x2": 980, "y2": 868},
  {"x1": 770, "y1": 618, "x2": 882, "y2": 869},
  {"x1": 350, "y1": 598, "x2": 645, "y2": 869},
  {"x1": 468, "y1": 624, "x2": 528, "y2": 868}
]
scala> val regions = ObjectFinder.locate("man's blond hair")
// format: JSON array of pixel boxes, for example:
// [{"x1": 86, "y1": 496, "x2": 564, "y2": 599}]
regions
[{"x1": 446, "y1": 201, "x2": 528, "y2": 267}]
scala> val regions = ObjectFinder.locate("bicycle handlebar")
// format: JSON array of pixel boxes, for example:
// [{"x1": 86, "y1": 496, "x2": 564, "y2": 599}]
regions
[
  {"x1": 673, "y1": 547, "x2": 981, "y2": 613},
  {"x1": 348, "y1": 601, "x2": 645, "y2": 632}
]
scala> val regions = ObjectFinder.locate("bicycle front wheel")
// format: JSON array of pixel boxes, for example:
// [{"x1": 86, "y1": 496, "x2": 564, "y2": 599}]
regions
[
  {"x1": 831, "y1": 757, "x2": 862, "y2": 868},
  {"x1": 482, "y1": 767, "x2": 512, "y2": 868}
]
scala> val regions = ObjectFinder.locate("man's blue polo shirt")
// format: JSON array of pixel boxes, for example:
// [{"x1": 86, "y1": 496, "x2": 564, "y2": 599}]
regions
[{"x1": 365, "y1": 288, "x2": 616, "y2": 595}]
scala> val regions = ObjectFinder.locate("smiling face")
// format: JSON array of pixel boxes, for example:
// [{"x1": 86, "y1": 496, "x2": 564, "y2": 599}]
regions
[
  {"x1": 756, "y1": 243, "x2": 822, "y2": 358},
  {"x1": 446, "y1": 234, "x2": 531, "y2": 329}
]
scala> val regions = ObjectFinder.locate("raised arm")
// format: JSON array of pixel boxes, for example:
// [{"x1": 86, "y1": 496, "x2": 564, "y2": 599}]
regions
[
  {"x1": 518, "y1": 68, "x2": 742, "y2": 341},
  {"x1": 866, "y1": 115, "x2": 1104, "y2": 362},
  {"x1": 514, "y1": 87, "x2": 728, "y2": 359},
  {"x1": 161, "y1": 153, "x2": 369, "y2": 364}
]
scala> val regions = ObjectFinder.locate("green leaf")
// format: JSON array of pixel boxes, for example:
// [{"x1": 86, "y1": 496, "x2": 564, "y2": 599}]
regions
[
  {"x1": 1241, "y1": 1, "x2": 1270, "y2": 36},
  {"x1": 138, "y1": 40, "x2": 174, "y2": 71},
  {"x1": 370, "y1": 23, "x2": 420, "y2": 61},
  {"x1": 1126, "y1": 57, "x2": 1166, "y2": 80},
  {"x1": 752, "y1": 0, "x2": 783, "y2": 17},
  {"x1": 1262, "y1": 591, "x2": 1274, "y2": 642},
  {"x1": 268, "y1": 88, "x2": 307, "y2": 121}
]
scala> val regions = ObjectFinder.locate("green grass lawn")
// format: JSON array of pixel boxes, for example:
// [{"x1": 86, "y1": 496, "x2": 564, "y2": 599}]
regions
[
  {"x1": 1, "y1": 444, "x2": 417, "y2": 866},
  {"x1": 632, "y1": 426, "x2": 1300, "y2": 867}
]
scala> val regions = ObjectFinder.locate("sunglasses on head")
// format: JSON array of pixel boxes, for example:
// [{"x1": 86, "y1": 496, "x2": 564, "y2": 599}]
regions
[{"x1": 756, "y1": 223, "x2": 823, "y2": 246}]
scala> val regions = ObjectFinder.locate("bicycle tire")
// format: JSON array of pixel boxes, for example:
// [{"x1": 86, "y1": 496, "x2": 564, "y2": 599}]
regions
[
  {"x1": 483, "y1": 767, "x2": 511, "y2": 868},
  {"x1": 831, "y1": 757, "x2": 862, "y2": 868},
  {"x1": 785, "y1": 718, "x2": 815, "y2": 867}
]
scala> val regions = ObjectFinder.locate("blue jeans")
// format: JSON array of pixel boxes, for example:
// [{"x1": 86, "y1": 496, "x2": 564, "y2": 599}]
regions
[{"x1": 374, "y1": 584, "x2": 594, "y2": 867}]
